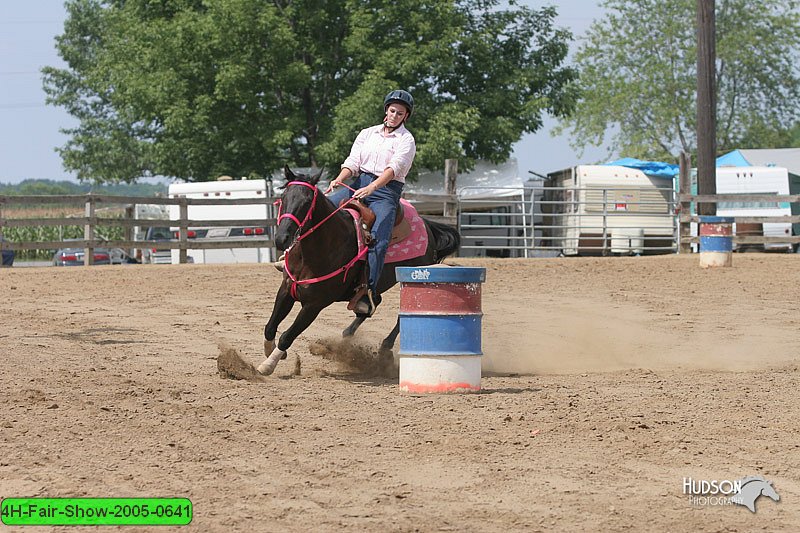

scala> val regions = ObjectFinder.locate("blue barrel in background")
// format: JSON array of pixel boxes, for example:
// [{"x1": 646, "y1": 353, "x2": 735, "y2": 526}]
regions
[
  {"x1": 699, "y1": 215, "x2": 733, "y2": 268},
  {"x1": 395, "y1": 266, "x2": 486, "y2": 394}
]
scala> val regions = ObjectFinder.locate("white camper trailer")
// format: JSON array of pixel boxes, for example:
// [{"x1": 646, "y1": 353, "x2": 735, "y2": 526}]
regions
[
  {"x1": 714, "y1": 166, "x2": 794, "y2": 251},
  {"x1": 168, "y1": 178, "x2": 274, "y2": 264},
  {"x1": 543, "y1": 165, "x2": 676, "y2": 256}
]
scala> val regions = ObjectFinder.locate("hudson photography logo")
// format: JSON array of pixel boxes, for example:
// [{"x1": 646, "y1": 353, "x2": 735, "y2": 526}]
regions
[{"x1": 683, "y1": 476, "x2": 780, "y2": 512}]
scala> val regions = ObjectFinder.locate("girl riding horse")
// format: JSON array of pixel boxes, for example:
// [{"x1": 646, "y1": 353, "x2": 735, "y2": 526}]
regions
[{"x1": 257, "y1": 167, "x2": 460, "y2": 376}]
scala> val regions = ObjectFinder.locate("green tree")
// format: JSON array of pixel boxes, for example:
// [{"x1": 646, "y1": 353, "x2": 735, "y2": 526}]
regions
[
  {"x1": 43, "y1": 0, "x2": 578, "y2": 183},
  {"x1": 557, "y1": 0, "x2": 800, "y2": 161}
]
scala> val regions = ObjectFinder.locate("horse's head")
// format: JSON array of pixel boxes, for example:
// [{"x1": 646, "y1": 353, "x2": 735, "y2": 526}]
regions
[
  {"x1": 761, "y1": 480, "x2": 780, "y2": 502},
  {"x1": 732, "y1": 476, "x2": 781, "y2": 512},
  {"x1": 275, "y1": 166, "x2": 323, "y2": 250}
]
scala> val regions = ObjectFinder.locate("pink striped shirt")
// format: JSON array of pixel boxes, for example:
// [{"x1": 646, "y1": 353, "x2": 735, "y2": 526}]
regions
[{"x1": 341, "y1": 124, "x2": 416, "y2": 183}]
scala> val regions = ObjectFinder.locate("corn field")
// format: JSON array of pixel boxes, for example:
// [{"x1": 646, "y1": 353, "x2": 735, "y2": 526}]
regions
[{"x1": 2, "y1": 206, "x2": 126, "y2": 260}]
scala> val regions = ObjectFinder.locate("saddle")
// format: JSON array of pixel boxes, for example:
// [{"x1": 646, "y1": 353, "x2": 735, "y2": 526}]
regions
[
  {"x1": 341, "y1": 199, "x2": 412, "y2": 313},
  {"x1": 342, "y1": 199, "x2": 411, "y2": 246}
]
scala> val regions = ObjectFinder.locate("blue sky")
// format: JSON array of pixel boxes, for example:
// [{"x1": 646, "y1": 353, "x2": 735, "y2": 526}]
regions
[{"x1": 0, "y1": 1, "x2": 610, "y2": 184}]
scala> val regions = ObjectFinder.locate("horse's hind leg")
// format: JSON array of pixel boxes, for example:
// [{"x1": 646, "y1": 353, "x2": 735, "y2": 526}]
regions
[
  {"x1": 264, "y1": 284, "x2": 294, "y2": 356},
  {"x1": 342, "y1": 316, "x2": 367, "y2": 338},
  {"x1": 380, "y1": 317, "x2": 400, "y2": 352},
  {"x1": 258, "y1": 303, "x2": 325, "y2": 376},
  {"x1": 377, "y1": 317, "x2": 400, "y2": 371}
]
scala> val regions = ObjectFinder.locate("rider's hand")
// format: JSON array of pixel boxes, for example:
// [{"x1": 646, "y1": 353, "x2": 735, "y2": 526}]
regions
[
  {"x1": 353, "y1": 183, "x2": 376, "y2": 200},
  {"x1": 324, "y1": 179, "x2": 343, "y2": 194}
]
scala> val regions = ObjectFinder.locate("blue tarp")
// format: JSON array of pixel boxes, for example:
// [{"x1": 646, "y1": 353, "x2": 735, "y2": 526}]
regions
[
  {"x1": 605, "y1": 152, "x2": 765, "y2": 175},
  {"x1": 603, "y1": 158, "x2": 679, "y2": 178},
  {"x1": 716, "y1": 150, "x2": 750, "y2": 167},
  {"x1": 604, "y1": 151, "x2": 781, "y2": 175}
]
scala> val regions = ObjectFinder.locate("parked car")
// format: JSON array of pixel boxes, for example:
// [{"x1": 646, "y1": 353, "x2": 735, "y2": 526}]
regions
[
  {"x1": 108, "y1": 247, "x2": 139, "y2": 265},
  {"x1": 1, "y1": 236, "x2": 14, "y2": 267},
  {"x1": 141, "y1": 226, "x2": 173, "y2": 264},
  {"x1": 53, "y1": 242, "x2": 138, "y2": 266}
]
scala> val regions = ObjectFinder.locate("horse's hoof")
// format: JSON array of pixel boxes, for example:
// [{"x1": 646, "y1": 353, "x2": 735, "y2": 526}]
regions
[
  {"x1": 379, "y1": 346, "x2": 394, "y2": 361},
  {"x1": 256, "y1": 359, "x2": 277, "y2": 376},
  {"x1": 257, "y1": 347, "x2": 287, "y2": 376},
  {"x1": 264, "y1": 339, "x2": 275, "y2": 357}
]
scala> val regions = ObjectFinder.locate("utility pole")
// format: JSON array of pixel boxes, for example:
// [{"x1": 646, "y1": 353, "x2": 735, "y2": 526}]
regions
[
  {"x1": 444, "y1": 158, "x2": 458, "y2": 222},
  {"x1": 696, "y1": 0, "x2": 716, "y2": 215}
]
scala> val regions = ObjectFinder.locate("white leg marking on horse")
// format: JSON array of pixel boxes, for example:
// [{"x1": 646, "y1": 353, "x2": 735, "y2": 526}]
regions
[{"x1": 257, "y1": 347, "x2": 287, "y2": 376}]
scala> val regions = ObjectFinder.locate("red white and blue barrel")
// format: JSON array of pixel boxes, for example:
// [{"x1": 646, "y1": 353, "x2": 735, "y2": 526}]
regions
[
  {"x1": 699, "y1": 216, "x2": 733, "y2": 268},
  {"x1": 395, "y1": 266, "x2": 486, "y2": 394}
]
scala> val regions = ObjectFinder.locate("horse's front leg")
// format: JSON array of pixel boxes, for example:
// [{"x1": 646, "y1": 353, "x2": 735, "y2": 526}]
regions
[
  {"x1": 342, "y1": 315, "x2": 367, "y2": 338},
  {"x1": 264, "y1": 282, "x2": 295, "y2": 356},
  {"x1": 257, "y1": 302, "x2": 326, "y2": 376}
]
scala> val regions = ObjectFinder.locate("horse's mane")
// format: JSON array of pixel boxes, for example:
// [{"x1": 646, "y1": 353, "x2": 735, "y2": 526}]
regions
[{"x1": 739, "y1": 476, "x2": 769, "y2": 487}]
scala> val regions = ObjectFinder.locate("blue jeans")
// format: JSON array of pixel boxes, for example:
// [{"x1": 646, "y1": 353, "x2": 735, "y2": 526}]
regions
[{"x1": 327, "y1": 173, "x2": 404, "y2": 292}]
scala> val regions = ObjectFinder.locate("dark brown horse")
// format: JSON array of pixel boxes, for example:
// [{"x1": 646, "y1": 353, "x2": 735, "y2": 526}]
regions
[{"x1": 258, "y1": 167, "x2": 460, "y2": 375}]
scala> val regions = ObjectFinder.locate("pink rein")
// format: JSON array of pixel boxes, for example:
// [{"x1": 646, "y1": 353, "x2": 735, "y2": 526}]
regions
[{"x1": 277, "y1": 181, "x2": 367, "y2": 300}]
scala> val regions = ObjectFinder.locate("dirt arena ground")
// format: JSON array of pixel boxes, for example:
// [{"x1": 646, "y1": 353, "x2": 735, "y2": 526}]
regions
[{"x1": 2, "y1": 254, "x2": 799, "y2": 532}]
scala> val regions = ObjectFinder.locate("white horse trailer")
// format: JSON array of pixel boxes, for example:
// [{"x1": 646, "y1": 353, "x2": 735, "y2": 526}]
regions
[
  {"x1": 543, "y1": 165, "x2": 676, "y2": 256},
  {"x1": 168, "y1": 178, "x2": 274, "y2": 264},
  {"x1": 714, "y1": 166, "x2": 794, "y2": 251}
]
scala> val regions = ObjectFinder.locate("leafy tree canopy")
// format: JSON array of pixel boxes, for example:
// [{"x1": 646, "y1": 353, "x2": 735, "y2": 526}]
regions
[
  {"x1": 44, "y1": 0, "x2": 578, "y2": 183},
  {"x1": 557, "y1": 0, "x2": 800, "y2": 162}
]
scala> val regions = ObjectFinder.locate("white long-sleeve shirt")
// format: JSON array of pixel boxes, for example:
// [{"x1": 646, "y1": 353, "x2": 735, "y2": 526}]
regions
[{"x1": 341, "y1": 124, "x2": 416, "y2": 183}]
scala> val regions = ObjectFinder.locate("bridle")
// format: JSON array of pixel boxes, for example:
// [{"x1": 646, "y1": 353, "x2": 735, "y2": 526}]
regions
[
  {"x1": 276, "y1": 180, "x2": 367, "y2": 300},
  {"x1": 276, "y1": 180, "x2": 359, "y2": 242},
  {"x1": 276, "y1": 181, "x2": 319, "y2": 239}
]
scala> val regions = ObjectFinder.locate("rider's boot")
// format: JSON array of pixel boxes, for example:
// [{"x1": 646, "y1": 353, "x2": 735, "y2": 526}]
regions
[{"x1": 273, "y1": 251, "x2": 286, "y2": 272}]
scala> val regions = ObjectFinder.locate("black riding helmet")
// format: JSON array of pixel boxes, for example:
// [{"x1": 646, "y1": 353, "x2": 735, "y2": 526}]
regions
[{"x1": 384, "y1": 90, "x2": 414, "y2": 118}]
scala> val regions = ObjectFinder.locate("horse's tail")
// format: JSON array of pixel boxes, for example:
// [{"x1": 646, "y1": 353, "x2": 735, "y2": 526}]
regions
[{"x1": 423, "y1": 217, "x2": 461, "y2": 262}]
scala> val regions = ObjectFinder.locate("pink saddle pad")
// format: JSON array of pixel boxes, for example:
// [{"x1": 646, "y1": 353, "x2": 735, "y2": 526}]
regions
[{"x1": 385, "y1": 199, "x2": 428, "y2": 264}]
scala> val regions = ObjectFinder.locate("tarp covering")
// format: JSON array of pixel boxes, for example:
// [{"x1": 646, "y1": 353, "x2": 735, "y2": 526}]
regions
[
  {"x1": 717, "y1": 148, "x2": 800, "y2": 176},
  {"x1": 715, "y1": 150, "x2": 750, "y2": 167},
  {"x1": 405, "y1": 158, "x2": 522, "y2": 196},
  {"x1": 403, "y1": 158, "x2": 524, "y2": 212},
  {"x1": 603, "y1": 157, "x2": 679, "y2": 178}
]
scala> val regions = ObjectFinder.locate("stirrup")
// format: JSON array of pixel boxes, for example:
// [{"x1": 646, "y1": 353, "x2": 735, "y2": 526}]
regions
[{"x1": 353, "y1": 290, "x2": 378, "y2": 317}]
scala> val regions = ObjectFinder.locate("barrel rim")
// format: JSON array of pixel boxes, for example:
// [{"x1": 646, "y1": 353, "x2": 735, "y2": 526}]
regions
[{"x1": 395, "y1": 266, "x2": 486, "y2": 283}]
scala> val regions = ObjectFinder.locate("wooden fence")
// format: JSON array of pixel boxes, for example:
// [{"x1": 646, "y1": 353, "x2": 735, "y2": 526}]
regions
[
  {"x1": 7, "y1": 189, "x2": 794, "y2": 265},
  {"x1": 0, "y1": 194, "x2": 277, "y2": 265},
  {"x1": 0, "y1": 191, "x2": 457, "y2": 265}
]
